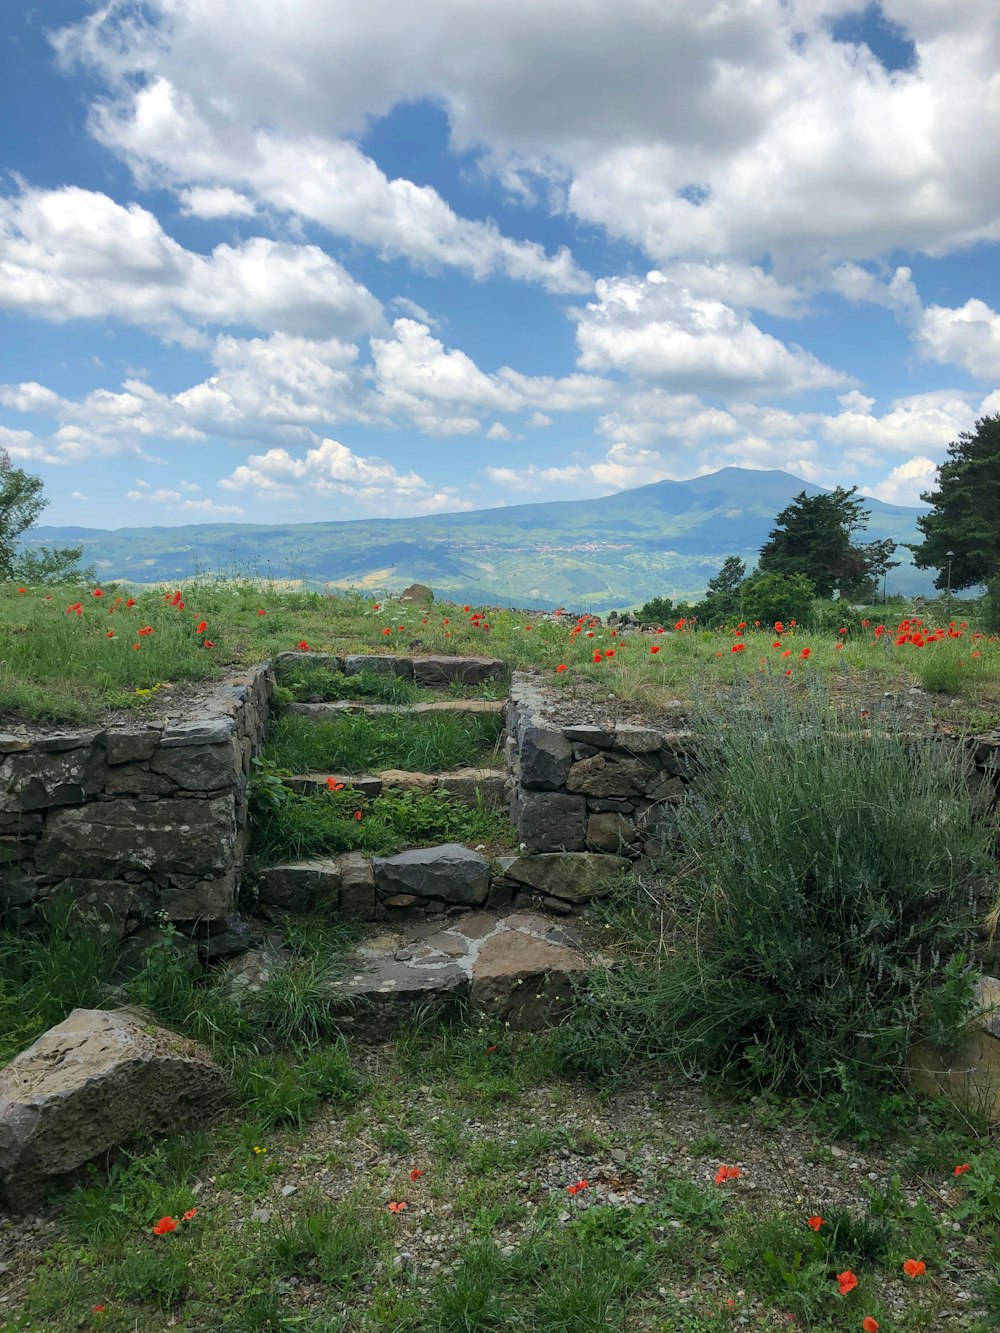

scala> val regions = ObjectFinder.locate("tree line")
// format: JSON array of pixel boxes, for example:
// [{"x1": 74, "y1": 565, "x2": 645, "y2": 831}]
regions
[{"x1": 637, "y1": 413, "x2": 1000, "y2": 628}]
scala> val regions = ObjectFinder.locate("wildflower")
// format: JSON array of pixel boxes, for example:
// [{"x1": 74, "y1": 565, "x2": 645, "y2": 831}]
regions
[
  {"x1": 486, "y1": 1044, "x2": 497, "y2": 1053},
  {"x1": 731, "y1": 643, "x2": 746, "y2": 653},
  {"x1": 790, "y1": 619, "x2": 797, "y2": 627},
  {"x1": 862, "y1": 619, "x2": 870, "y2": 628},
  {"x1": 326, "y1": 777, "x2": 344, "y2": 791},
  {"x1": 807, "y1": 1216, "x2": 824, "y2": 1231},
  {"x1": 800, "y1": 647, "x2": 811, "y2": 659},
  {"x1": 972, "y1": 650, "x2": 982, "y2": 658},
  {"x1": 17, "y1": 586, "x2": 26, "y2": 594},
  {"x1": 737, "y1": 622, "x2": 747, "y2": 630},
  {"x1": 604, "y1": 649, "x2": 615, "y2": 657},
  {"x1": 781, "y1": 648, "x2": 792, "y2": 657},
  {"x1": 862, "y1": 1319, "x2": 879, "y2": 1332},
  {"x1": 902, "y1": 1259, "x2": 925, "y2": 1278},
  {"x1": 133, "y1": 643, "x2": 140, "y2": 650},
  {"x1": 196, "y1": 620, "x2": 207, "y2": 633},
  {"x1": 253, "y1": 1145, "x2": 267, "y2": 1155},
  {"x1": 839, "y1": 627, "x2": 847, "y2": 634},
  {"x1": 383, "y1": 627, "x2": 392, "y2": 635},
  {"x1": 297, "y1": 640, "x2": 309, "y2": 650},
  {"x1": 774, "y1": 621, "x2": 784, "y2": 633},
  {"x1": 354, "y1": 810, "x2": 363, "y2": 821},
  {"x1": 203, "y1": 640, "x2": 215, "y2": 649},
  {"x1": 91, "y1": 1305, "x2": 107, "y2": 1313},
  {"x1": 673, "y1": 619, "x2": 686, "y2": 630},
  {"x1": 567, "y1": 1179, "x2": 589, "y2": 1195},
  {"x1": 714, "y1": 1165, "x2": 741, "y2": 1184},
  {"x1": 372, "y1": 603, "x2": 381, "y2": 611},
  {"x1": 442, "y1": 618, "x2": 449, "y2": 625},
  {"x1": 125, "y1": 597, "x2": 134, "y2": 608},
  {"x1": 836, "y1": 1270, "x2": 858, "y2": 1296},
  {"x1": 257, "y1": 609, "x2": 266, "y2": 615},
  {"x1": 556, "y1": 663, "x2": 567, "y2": 672},
  {"x1": 593, "y1": 651, "x2": 602, "y2": 663},
  {"x1": 152, "y1": 1216, "x2": 178, "y2": 1235},
  {"x1": 182, "y1": 1208, "x2": 197, "y2": 1222},
  {"x1": 954, "y1": 1163, "x2": 971, "y2": 1176},
  {"x1": 650, "y1": 644, "x2": 660, "y2": 654},
  {"x1": 387, "y1": 1200, "x2": 407, "y2": 1214},
  {"x1": 772, "y1": 641, "x2": 782, "y2": 649},
  {"x1": 463, "y1": 605, "x2": 470, "y2": 612},
  {"x1": 106, "y1": 630, "x2": 115, "y2": 638},
  {"x1": 138, "y1": 626, "x2": 154, "y2": 636},
  {"x1": 410, "y1": 1168, "x2": 424, "y2": 1181},
  {"x1": 66, "y1": 601, "x2": 82, "y2": 615},
  {"x1": 92, "y1": 588, "x2": 103, "y2": 598}
]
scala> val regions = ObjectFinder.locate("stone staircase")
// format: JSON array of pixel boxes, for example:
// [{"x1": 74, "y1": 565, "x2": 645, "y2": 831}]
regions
[{"x1": 249, "y1": 654, "x2": 612, "y2": 1033}]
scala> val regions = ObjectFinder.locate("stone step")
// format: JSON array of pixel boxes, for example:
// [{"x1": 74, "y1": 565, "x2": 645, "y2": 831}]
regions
[
  {"x1": 283, "y1": 699, "x2": 505, "y2": 719},
  {"x1": 232, "y1": 911, "x2": 597, "y2": 1036},
  {"x1": 255, "y1": 847, "x2": 630, "y2": 919},
  {"x1": 275, "y1": 651, "x2": 507, "y2": 689},
  {"x1": 282, "y1": 767, "x2": 507, "y2": 807}
]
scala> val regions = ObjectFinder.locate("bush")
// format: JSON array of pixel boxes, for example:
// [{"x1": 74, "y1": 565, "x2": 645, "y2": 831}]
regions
[
  {"x1": 561, "y1": 683, "x2": 992, "y2": 1124},
  {"x1": 633, "y1": 595, "x2": 674, "y2": 625},
  {"x1": 738, "y1": 571, "x2": 816, "y2": 628}
]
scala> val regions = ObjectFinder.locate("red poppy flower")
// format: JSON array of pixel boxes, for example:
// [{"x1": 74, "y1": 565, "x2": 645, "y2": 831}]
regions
[
  {"x1": 902, "y1": 1259, "x2": 925, "y2": 1278},
  {"x1": 567, "y1": 1178, "x2": 589, "y2": 1195},
  {"x1": 410, "y1": 1168, "x2": 424, "y2": 1181},
  {"x1": 297, "y1": 640, "x2": 309, "y2": 650},
  {"x1": 807, "y1": 1215, "x2": 823, "y2": 1231},
  {"x1": 125, "y1": 597, "x2": 135, "y2": 607},
  {"x1": 650, "y1": 644, "x2": 660, "y2": 654},
  {"x1": 196, "y1": 621, "x2": 207, "y2": 633},
  {"x1": 106, "y1": 630, "x2": 115, "y2": 638},
  {"x1": 556, "y1": 664, "x2": 567, "y2": 672},
  {"x1": 731, "y1": 643, "x2": 746, "y2": 653},
  {"x1": 92, "y1": 588, "x2": 103, "y2": 598},
  {"x1": 774, "y1": 621, "x2": 783, "y2": 633},
  {"x1": 354, "y1": 810, "x2": 363, "y2": 821},
  {"x1": 737, "y1": 622, "x2": 747, "y2": 630},
  {"x1": 604, "y1": 649, "x2": 615, "y2": 657},
  {"x1": 152, "y1": 1216, "x2": 178, "y2": 1235},
  {"x1": 257, "y1": 609, "x2": 266, "y2": 615},
  {"x1": 91, "y1": 1305, "x2": 107, "y2": 1314},
  {"x1": 839, "y1": 627, "x2": 847, "y2": 634},
  {"x1": 372, "y1": 603, "x2": 381, "y2": 611},
  {"x1": 383, "y1": 627, "x2": 392, "y2": 635},
  {"x1": 138, "y1": 626, "x2": 154, "y2": 636},
  {"x1": 442, "y1": 618, "x2": 449, "y2": 624},
  {"x1": 781, "y1": 648, "x2": 792, "y2": 658},
  {"x1": 463, "y1": 605, "x2": 471, "y2": 612},
  {"x1": 862, "y1": 1319, "x2": 879, "y2": 1332},
  {"x1": 714, "y1": 1164, "x2": 741, "y2": 1184},
  {"x1": 387, "y1": 1200, "x2": 407, "y2": 1214},
  {"x1": 133, "y1": 643, "x2": 140, "y2": 650},
  {"x1": 203, "y1": 640, "x2": 215, "y2": 649},
  {"x1": 836, "y1": 1270, "x2": 858, "y2": 1295},
  {"x1": 182, "y1": 1208, "x2": 197, "y2": 1221},
  {"x1": 800, "y1": 647, "x2": 811, "y2": 659},
  {"x1": 593, "y1": 651, "x2": 602, "y2": 663},
  {"x1": 862, "y1": 619, "x2": 870, "y2": 628},
  {"x1": 327, "y1": 777, "x2": 345, "y2": 791},
  {"x1": 17, "y1": 587, "x2": 26, "y2": 593},
  {"x1": 954, "y1": 1163, "x2": 971, "y2": 1176}
]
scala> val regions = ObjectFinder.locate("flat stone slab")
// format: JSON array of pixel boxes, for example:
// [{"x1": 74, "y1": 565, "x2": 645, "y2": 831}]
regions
[
  {"x1": 284, "y1": 699, "x2": 504, "y2": 719},
  {"x1": 411, "y1": 656, "x2": 506, "y2": 687},
  {"x1": 328, "y1": 911, "x2": 590, "y2": 1036},
  {"x1": 373, "y1": 843, "x2": 491, "y2": 906},
  {"x1": 279, "y1": 769, "x2": 506, "y2": 808},
  {"x1": 502, "y1": 852, "x2": 632, "y2": 902}
]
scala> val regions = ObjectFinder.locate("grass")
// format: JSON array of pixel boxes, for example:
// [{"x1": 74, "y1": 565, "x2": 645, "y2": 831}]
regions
[
  {"x1": 248, "y1": 779, "x2": 513, "y2": 865},
  {"x1": 1, "y1": 577, "x2": 998, "y2": 727},
  {"x1": 262, "y1": 710, "x2": 505, "y2": 775}
]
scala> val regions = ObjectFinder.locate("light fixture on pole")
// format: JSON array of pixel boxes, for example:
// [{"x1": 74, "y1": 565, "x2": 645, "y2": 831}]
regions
[{"x1": 945, "y1": 550, "x2": 955, "y2": 621}]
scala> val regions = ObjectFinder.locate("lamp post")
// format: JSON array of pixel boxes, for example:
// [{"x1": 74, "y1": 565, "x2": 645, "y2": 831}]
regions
[{"x1": 945, "y1": 550, "x2": 955, "y2": 621}]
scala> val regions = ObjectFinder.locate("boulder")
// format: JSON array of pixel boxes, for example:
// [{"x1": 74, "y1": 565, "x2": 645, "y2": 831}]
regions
[
  {"x1": 0, "y1": 1008, "x2": 227, "y2": 1211},
  {"x1": 256, "y1": 860, "x2": 342, "y2": 912},
  {"x1": 339, "y1": 852, "x2": 379, "y2": 919},
  {"x1": 586, "y1": 812, "x2": 638, "y2": 855},
  {"x1": 373, "y1": 844, "x2": 490, "y2": 906},
  {"x1": 398, "y1": 583, "x2": 434, "y2": 606},
  {"x1": 502, "y1": 852, "x2": 631, "y2": 902},
  {"x1": 519, "y1": 726, "x2": 573, "y2": 791},
  {"x1": 511, "y1": 790, "x2": 587, "y2": 851},
  {"x1": 411, "y1": 656, "x2": 505, "y2": 687},
  {"x1": 566, "y1": 753, "x2": 657, "y2": 799},
  {"x1": 470, "y1": 922, "x2": 585, "y2": 1030}
]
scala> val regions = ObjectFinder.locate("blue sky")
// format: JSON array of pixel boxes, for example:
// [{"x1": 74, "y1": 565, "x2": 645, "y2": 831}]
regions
[{"x1": 1, "y1": 0, "x2": 999, "y2": 530}]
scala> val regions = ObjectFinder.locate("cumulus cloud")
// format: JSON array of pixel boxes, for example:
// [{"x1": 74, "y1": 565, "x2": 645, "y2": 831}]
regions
[
  {"x1": 916, "y1": 299, "x2": 1000, "y2": 378},
  {"x1": 574, "y1": 272, "x2": 849, "y2": 394},
  {"x1": 0, "y1": 186, "x2": 383, "y2": 342},
  {"x1": 218, "y1": 437, "x2": 471, "y2": 514},
  {"x1": 868, "y1": 456, "x2": 939, "y2": 506},
  {"x1": 486, "y1": 442, "x2": 673, "y2": 494}
]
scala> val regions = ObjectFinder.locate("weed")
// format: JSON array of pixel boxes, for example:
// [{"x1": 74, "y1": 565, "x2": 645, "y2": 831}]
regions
[{"x1": 262, "y1": 709, "x2": 504, "y2": 775}]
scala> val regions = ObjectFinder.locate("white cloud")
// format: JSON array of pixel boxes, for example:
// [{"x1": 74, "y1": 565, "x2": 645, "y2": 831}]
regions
[
  {"x1": 818, "y1": 389, "x2": 976, "y2": 455},
  {"x1": 179, "y1": 497, "x2": 244, "y2": 515},
  {"x1": 868, "y1": 456, "x2": 939, "y2": 506},
  {"x1": 486, "y1": 441, "x2": 672, "y2": 494},
  {"x1": 0, "y1": 186, "x2": 383, "y2": 342},
  {"x1": 218, "y1": 436, "x2": 471, "y2": 514},
  {"x1": 916, "y1": 299, "x2": 1000, "y2": 378},
  {"x1": 178, "y1": 186, "x2": 256, "y2": 218},
  {"x1": 71, "y1": 491, "x2": 89, "y2": 500},
  {"x1": 0, "y1": 424, "x2": 58, "y2": 463},
  {"x1": 124, "y1": 486, "x2": 245, "y2": 515},
  {"x1": 574, "y1": 272, "x2": 849, "y2": 394},
  {"x1": 485, "y1": 422, "x2": 513, "y2": 441},
  {"x1": 126, "y1": 487, "x2": 182, "y2": 502}
]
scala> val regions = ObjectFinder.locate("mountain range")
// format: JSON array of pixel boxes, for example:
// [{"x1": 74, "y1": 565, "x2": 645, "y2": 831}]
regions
[{"x1": 24, "y1": 467, "x2": 932, "y2": 611}]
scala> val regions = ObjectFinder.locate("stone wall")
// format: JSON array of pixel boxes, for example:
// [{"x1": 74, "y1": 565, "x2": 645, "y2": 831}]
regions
[
  {"x1": 505, "y1": 673, "x2": 696, "y2": 858},
  {"x1": 0, "y1": 665, "x2": 274, "y2": 937}
]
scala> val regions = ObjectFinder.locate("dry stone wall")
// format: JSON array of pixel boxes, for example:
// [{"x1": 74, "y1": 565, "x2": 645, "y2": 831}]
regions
[{"x1": 0, "y1": 665, "x2": 273, "y2": 937}]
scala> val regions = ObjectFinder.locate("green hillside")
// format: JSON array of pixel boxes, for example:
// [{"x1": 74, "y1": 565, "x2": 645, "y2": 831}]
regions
[{"x1": 23, "y1": 467, "x2": 932, "y2": 610}]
